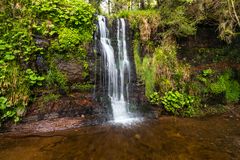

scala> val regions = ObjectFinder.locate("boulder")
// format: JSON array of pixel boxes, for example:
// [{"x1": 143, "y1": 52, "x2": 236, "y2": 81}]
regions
[{"x1": 57, "y1": 60, "x2": 85, "y2": 84}]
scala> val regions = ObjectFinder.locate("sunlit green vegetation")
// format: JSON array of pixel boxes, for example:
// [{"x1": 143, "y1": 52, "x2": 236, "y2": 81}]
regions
[
  {"x1": 114, "y1": 0, "x2": 240, "y2": 116},
  {"x1": 0, "y1": 0, "x2": 95, "y2": 126}
]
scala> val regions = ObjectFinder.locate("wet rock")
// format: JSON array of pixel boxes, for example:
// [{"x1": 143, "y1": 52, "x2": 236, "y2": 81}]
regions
[
  {"x1": 22, "y1": 115, "x2": 39, "y2": 122},
  {"x1": 36, "y1": 55, "x2": 48, "y2": 72},
  {"x1": 44, "y1": 113, "x2": 59, "y2": 120},
  {"x1": 34, "y1": 35, "x2": 50, "y2": 48},
  {"x1": 57, "y1": 60, "x2": 85, "y2": 84},
  {"x1": 25, "y1": 92, "x2": 107, "y2": 123}
]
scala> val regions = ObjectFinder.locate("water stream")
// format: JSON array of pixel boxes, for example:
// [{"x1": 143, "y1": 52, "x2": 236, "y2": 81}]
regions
[{"x1": 98, "y1": 16, "x2": 136, "y2": 123}]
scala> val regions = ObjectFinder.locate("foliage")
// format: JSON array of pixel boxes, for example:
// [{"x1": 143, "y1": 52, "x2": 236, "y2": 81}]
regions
[
  {"x1": 31, "y1": 0, "x2": 95, "y2": 38},
  {"x1": 142, "y1": 56, "x2": 156, "y2": 97},
  {"x1": 133, "y1": 39, "x2": 142, "y2": 76},
  {"x1": 190, "y1": 69, "x2": 240, "y2": 106},
  {"x1": 210, "y1": 70, "x2": 240, "y2": 103},
  {"x1": 116, "y1": 1, "x2": 197, "y2": 40},
  {"x1": 133, "y1": 39, "x2": 156, "y2": 97},
  {"x1": 116, "y1": 9, "x2": 160, "y2": 31},
  {"x1": 71, "y1": 83, "x2": 94, "y2": 92},
  {"x1": 159, "y1": 4, "x2": 197, "y2": 37},
  {"x1": 202, "y1": 69, "x2": 214, "y2": 77},
  {"x1": 25, "y1": 69, "x2": 45, "y2": 86},
  {"x1": 115, "y1": 0, "x2": 240, "y2": 43},
  {"x1": 45, "y1": 66, "x2": 68, "y2": 92},
  {"x1": 149, "y1": 92, "x2": 161, "y2": 105},
  {"x1": 113, "y1": 0, "x2": 240, "y2": 116},
  {"x1": 0, "y1": 0, "x2": 95, "y2": 125},
  {"x1": 0, "y1": 64, "x2": 29, "y2": 125},
  {"x1": 133, "y1": 35, "x2": 191, "y2": 99},
  {"x1": 161, "y1": 91, "x2": 195, "y2": 116}
]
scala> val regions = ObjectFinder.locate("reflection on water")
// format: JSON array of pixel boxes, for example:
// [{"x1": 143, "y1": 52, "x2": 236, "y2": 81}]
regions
[{"x1": 0, "y1": 116, "x2": 240, "y2": 160}]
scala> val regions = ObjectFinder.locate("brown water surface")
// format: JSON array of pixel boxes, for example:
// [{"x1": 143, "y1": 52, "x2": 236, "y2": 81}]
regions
[{"x1": 0, "y1": 116, "x2": 240, "y2": 160}]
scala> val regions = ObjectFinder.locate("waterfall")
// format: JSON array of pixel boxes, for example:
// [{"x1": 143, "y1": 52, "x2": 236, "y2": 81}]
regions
[{"x1": 97, "y1": 15, "x2": 135, "y2": 123}]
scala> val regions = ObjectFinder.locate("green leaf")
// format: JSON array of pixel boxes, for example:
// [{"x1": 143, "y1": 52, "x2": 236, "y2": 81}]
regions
[
  {"x1": 29, "y1": 74, "x2": 37, "y2": 81},
  {"x1": 37, "y1": 76, "x2": 45, "y2": 81},
  {"x1": 0, "y1": 45, "x2": 6, "y2": 50},
  {"x1": 26, "y1": 69, "x2": 33, "y2": 74},
  {"x1": 0, "y1": 97, "x2": 7, "y2": 104},
  {"x1": 4, "y1": 54, "x2": 15, "y2": 61}
]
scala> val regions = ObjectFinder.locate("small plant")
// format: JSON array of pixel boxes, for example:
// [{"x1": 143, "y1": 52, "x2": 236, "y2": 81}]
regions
[
  {"x1": 197, "y1": 69, "x2": 214, "y2": 84},
  {"x1": 0, "y1": 97, "x2": 8, "y2": 111},
  {"x1": 0, "y1": 97, "x2": 20, "y2": 126},
  {"x1": 202, "y1": 69, "x2": 214, "y2": 77},
  {"x1": 161, "y1": 91, "x2": 195, "y2": 116},
  {"x1": 149, "y1": 92, "x2": 161, "y2": 105},
  {"x1": 25, "y1": 69, "x2": 45, "y2": 86}
]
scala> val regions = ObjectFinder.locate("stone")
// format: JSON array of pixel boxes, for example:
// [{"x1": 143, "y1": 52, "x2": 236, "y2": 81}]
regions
[{"x1": 57, "y1": 60, "x2": 85, "y2": 84}]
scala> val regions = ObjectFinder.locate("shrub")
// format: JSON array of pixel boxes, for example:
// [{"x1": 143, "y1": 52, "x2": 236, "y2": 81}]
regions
[
  {"x1": 25, "y1": 69, "x2": 45, "y2": 86},
  {"x1": 202, "y1": 69, "x2": 214, "y2": 77},
  {"x1": 210, "y1": 71, "x2": 240, "y2": 103},
  {"x1": 149, "y1": 92, "x2": 161, "y2": 105},
  {"x1": 161, "y1": 91, "x2": 195, "y2": 116}
]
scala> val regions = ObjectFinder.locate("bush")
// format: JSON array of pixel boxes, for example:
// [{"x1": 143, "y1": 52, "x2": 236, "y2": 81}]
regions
[
  {"x1": 149, "y1": 92, "x2": 161, "y2": 105},
  {"x1": 161, "y1": 91, "x2": 195, "y2": 116},
  {"x1": 43, "y1": 94, "x2": 60, "y2": 103},
  {"x1": 210, "y1": 71, "x2": 240, "y2": 103}
]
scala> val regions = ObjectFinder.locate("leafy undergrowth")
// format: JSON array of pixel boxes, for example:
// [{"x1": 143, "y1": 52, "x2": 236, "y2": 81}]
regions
[{"x1": 0, "y1": 0, "x2": 95, "y2": 126}]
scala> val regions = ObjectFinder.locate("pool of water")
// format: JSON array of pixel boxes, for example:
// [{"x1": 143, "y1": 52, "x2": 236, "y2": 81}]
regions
[{"x1": 0, "y1": 115, "x2": 240, "y2": 160}]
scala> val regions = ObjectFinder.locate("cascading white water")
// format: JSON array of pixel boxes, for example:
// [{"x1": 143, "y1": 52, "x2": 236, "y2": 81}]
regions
[{"x1": 98, "y1": 15, "x2": 133, "y2": 123}]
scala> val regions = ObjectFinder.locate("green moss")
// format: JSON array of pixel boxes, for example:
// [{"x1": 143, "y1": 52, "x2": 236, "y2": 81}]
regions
[
  {"x1": 142, "y1": 56, "x2": 155, "y2": 97},
  {"x1": 43, "y1": 93, "x2": 60, "y2": 103},
  {"x1": 133, "y1": 39, "x2": 142, "y2": 76},
  {"x1": 133, "y1": 39, "x2": 155, "y2": 97},
  {"x1": 71, "y1": 83, "x2": 94, "y2": 92}
]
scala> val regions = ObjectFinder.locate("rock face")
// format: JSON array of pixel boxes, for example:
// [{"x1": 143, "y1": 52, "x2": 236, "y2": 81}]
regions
[
  {"x1": 25, "y1": 92, "x2": 107, "y2": 123},
  {"x1": 57, "y1": 60, "x2": 85, "y2": 84}
]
